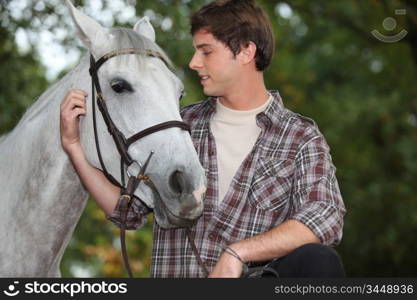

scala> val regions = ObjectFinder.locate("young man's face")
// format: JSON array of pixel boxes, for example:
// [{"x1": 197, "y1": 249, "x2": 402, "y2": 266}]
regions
[{"x1": 189, "y1": 30, "x2": 241, "y2": 97}]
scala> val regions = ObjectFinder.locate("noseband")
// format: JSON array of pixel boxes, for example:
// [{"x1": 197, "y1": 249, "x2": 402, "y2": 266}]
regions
[{"x1": 89, "y1": 48, "x2": 191, "y2": 277}]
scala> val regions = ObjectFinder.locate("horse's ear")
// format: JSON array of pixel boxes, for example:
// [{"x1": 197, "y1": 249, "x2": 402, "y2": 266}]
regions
[
  {"x1": 133, "y1": 16, "x2": 156, "y2": 42},
  {"x1": 64, "y1": 0, "x2": 109, "y2": 52}
]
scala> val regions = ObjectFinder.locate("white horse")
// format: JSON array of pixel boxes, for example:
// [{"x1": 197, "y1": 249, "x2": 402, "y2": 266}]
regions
[{"x1": 0, "y1": 0, "x2": 206, "y2": 277}]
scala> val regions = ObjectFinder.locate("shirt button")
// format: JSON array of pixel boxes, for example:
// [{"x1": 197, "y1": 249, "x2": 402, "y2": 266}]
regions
[{"x1": 208, "y1": 232, "x2": 216, "y2": 241}]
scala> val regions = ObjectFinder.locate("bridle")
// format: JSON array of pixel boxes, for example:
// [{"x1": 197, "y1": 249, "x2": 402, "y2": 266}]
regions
[
  {"x1": 89, "y1": 48, "x2": 192, "y2": 277},
  {"x1": 89, "y1": 48, "x2": 190, "y2": 189}
]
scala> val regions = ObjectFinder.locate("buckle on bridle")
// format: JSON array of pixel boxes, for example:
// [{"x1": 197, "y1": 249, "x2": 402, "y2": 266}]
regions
[{"x1": 124, "y1": 151, "x2": 155, "y2": 194}]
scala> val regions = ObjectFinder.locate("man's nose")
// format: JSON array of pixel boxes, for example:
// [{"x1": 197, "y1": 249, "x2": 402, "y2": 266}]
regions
[{"x1": 188, "y1": 52, "x2": 201, "y2": 70}]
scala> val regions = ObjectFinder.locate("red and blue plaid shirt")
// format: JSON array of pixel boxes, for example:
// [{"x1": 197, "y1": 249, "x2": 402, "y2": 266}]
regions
[{"x1": 108, "y1": 91, "x2": 346, "y2": 277}]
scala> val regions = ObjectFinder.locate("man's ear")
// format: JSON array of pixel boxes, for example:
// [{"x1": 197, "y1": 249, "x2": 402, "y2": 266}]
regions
[{"x1": 237, "y1": 41, "x2": 257, "y2": 66}]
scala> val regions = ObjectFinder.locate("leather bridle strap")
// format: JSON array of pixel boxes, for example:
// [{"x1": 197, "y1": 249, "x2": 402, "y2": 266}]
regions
[
  {"x1": 89, "y1": 50, "x2": 190, "y2": 187},
  {"x1": 119, "y1": 151, "x2": 153, "y2": 278},
  {"x1": 90, "y1": 48, "x2": 170, "y2": 74},
  {"x1": 91, "y1": 73, "x2": 122, "y2": 187},
  {"x1": 127, "y1": 121, "x2": 190, "y2": 147},
  {"x1": 186, "y1": 228, "x2": 210, "y2": 277},
  {"x1": 88, "y1": 47, "x2": 192, "y2": 278}
]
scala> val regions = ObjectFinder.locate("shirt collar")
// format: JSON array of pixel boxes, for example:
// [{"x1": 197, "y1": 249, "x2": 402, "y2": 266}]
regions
[
  {"x1": 204, "y1": 90, "x2": 284, "y2": 125},
  {"x1": 260, "y1": 90, "x2": 285, "y2": 125}
]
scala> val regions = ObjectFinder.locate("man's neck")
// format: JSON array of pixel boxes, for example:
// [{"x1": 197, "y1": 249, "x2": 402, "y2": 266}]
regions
[{"x1": 218, "y1": 72, "x2": 270, "y2": 110}]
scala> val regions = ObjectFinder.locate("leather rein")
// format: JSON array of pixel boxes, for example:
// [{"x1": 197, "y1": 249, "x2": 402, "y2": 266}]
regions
[{"x1": 89, "y1": 48, "x2": 201, "y2": 277}]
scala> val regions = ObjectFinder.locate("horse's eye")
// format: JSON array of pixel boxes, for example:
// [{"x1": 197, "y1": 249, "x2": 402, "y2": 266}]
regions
[
  {"x1": 179, "y1": 90, "x2": 186, "y2": 101},
  {"x1": 111, "y1": 79, "x2": 133, "y2": 94}
]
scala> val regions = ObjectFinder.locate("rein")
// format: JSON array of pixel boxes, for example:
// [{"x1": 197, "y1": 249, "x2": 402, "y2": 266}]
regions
[{"x1": 89, "y1": 48, "x2": 193, "y2": 277}]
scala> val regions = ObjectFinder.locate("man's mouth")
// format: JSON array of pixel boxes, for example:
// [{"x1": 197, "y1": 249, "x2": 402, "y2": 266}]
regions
[{"x1": 199, "y1": 75, "x2": 210, "y2": 83}]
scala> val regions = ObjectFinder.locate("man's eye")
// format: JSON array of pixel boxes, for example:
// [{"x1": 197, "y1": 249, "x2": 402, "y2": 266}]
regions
[{"x1": 111, "y1": 79, "x2": 133, "y2": 94}]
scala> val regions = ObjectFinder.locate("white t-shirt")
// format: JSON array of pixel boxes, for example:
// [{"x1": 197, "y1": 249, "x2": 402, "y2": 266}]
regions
[{"x1": 210, "y1": 95, "x2": 272, "y2": 202}]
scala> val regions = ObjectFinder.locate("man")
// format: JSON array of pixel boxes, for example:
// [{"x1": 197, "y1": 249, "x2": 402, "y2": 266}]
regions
[{"x1": 60, "y1": 0, "x2": 346, "y2": 278}]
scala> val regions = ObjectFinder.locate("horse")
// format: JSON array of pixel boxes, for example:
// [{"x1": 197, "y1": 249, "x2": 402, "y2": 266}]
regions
[{"x1": 0, "y1": 0, "x2": 206, "y2": 277}]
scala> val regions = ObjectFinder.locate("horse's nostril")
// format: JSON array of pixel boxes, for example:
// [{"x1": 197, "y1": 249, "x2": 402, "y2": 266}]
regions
[{"x1": 169, "y1": 171, "x2": 184, "y2": 195}]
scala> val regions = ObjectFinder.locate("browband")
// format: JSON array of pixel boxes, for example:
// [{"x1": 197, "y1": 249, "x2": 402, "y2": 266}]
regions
[{"x1": 89, "y1": 48, "x2": 169, "y2": 75}]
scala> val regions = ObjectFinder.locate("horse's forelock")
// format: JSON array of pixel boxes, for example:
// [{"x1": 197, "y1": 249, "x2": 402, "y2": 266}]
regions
[{"x1": 109, "y1": 27, "x2": 173, "y2": 69}]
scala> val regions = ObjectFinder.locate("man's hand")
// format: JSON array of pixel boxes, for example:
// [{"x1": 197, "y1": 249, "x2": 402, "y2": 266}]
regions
[
  {"x1": 208, "y1": 250, "x2": 243, "y2": 278},
  {"x1": 60, "y1": 89, "x2": 88, "y2": 153}
]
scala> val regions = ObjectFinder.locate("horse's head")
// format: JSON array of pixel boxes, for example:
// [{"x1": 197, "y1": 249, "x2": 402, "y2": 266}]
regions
[{"x1": 65, "y1": 0, "x2": 206, "y2": 228}]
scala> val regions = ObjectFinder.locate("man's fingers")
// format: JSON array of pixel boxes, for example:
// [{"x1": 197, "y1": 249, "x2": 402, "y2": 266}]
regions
[
  {"x1": 71, "y1": 108, "x2": 87, "y2": 118},
  {"x1": 61, "y1": 89, "x2": 87, "y2": 102},
  {"x1": 71, "y1": 89, "x2": 88, "y2": 97},
  {"x1": 61, "y1": 91, "x2": 87, "y2": 111},
  {"x1": 69, "y1": 99, "x2": 86, "y2": 110},
  {"x1": 61, "y1": 98, "x2": 85, "y2": 114}
]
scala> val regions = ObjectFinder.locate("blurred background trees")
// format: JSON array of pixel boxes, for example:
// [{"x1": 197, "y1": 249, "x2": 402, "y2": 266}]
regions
[{"x1": 1, "y1": 0, "x2": 416, "y2": 277}]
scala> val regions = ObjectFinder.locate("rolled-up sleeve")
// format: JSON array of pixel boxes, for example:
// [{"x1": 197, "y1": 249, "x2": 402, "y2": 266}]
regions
[
  {"x1": 107, "y1": 196, "x2": 152, "y2": 230},
  {"x1": 290, "y1": 133, "x2": 346, "y2": 246}
]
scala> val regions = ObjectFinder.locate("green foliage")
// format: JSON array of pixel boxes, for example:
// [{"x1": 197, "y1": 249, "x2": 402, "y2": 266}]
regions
[
  {"x1": 0, "y1": 27, "x2": 48, "y2": 134},
  {"x1": 61, "y1": 200, "x2": 153, "y2": 277},
  {"x1": 1, "y1": 0, "x2": 416, "y2": 277}
]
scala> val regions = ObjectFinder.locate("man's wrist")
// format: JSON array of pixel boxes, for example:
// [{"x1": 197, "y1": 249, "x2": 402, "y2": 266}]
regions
[
  {"x1": 227, "y1": 243, "x2": 248, "y2": 263},
  {"x1": 223, "y1": 246, "x2": 249, "y2": 275},
  {"x1": 62, "y1": 142, "x2": 86, "y2": 164},
  {"x1": 63, "y1": 141, "x2": 82, "y2": 154}
]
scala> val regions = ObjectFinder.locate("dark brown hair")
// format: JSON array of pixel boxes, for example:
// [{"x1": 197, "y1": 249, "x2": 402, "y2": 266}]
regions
[{"x1": 190, "y1": 0, "x2": 275, "y2": 71}]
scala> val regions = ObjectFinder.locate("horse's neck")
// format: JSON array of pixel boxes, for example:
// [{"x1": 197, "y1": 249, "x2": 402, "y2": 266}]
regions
[
  {"x1": 0, "y1": 54, "x2": 91, "y2": 191},
  {"x1": 15, "y1": 55, "x2": 91, "y2": 131},
  {"x1": 0, "y1": 54, "x2": 91, "y2": 276}
]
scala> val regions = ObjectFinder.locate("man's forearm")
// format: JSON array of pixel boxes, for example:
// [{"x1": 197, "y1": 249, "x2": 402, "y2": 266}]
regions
[
  {"x1": 230, "y1": 219, "x2": 320, "y2": 263},
  {"x1": 66, "y1": 143, "x2": 120, "y2": 216}
]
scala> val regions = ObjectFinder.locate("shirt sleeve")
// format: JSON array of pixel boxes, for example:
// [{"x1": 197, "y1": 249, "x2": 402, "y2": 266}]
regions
[
  {"x1": 289, "y1": 132, "x2": 346, "y2": 246},
  {"x1": 107, "y1": 195, "x2": 152, "y2": 230}
]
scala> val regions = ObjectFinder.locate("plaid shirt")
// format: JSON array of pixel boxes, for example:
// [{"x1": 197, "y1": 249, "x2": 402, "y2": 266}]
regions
[{"x1": 108, "y1": 90, "x2": 346, "y2": 278}]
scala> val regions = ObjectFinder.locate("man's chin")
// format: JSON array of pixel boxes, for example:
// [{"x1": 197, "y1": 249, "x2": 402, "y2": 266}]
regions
[{"x1": 202, "y1": 88, "x2": 220, "y2": 97}]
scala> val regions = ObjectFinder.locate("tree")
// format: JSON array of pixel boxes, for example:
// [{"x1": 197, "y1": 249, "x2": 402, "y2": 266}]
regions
[
  {"x1": 1, "y1": 0, "x2": 416, "y2": 277},
  {"x1": 0, "y1": 27, "x2": 48, "y2": 135}
]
